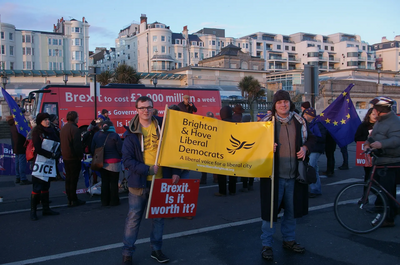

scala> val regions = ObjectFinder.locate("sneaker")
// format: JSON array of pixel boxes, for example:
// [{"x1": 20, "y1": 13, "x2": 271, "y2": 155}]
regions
[
  {"x1": 20, "y1": 179, "x2": 32, "y2": 185},
  {"x1": 122, "y1": 255, "x2": 132, "y2": 265},
  {"x1": 151, "y1": 250, "x2": 170, "y2": 263},
  {"x1": 68, "y1": 199, "x2": 86, "y2": 207},
  {"x1": 261, "y1": 246, "x2": 273, "y2": 260},
  {"x1": 338, "y1": 165, "x2": 349, "y2": 170},
  {"x1": 282, "y1": 241, "x2": 305, "y2": 253},
  {"x1": 371, "y1": 214, "x2": 382, "y2": 227},
  {"x1": 15, "y1": 178, "x2": 20, "y2": 184}
]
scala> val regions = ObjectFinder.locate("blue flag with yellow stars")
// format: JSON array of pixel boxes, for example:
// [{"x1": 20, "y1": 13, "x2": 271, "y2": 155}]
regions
[
  {"x1": 1, "y1": 88, "x2": 31, "y2": 137},
  {"x1": 316, "y1": 83, "x2": 360, "y2": 148}
]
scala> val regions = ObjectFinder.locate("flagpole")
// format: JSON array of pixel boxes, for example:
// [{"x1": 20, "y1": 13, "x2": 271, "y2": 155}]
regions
[
  {"x1": 270, "y1": 116, "x2": 275, "y2": 228},
  {"x1": 145, "y1": 104, "x2": 169, "y2": 219}
]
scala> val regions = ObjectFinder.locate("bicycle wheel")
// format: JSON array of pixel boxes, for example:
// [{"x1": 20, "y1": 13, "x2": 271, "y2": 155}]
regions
[{"x1": 334, "y1": 183, "x2": 387, "y2": 234}]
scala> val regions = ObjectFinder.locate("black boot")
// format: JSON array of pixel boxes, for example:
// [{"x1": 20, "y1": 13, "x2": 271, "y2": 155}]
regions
[
  {"x1": 41, "y1": 192, "x2": 59, "y2": 216},
  {"x1": 200, "y1": 173, "x2": 207, "y2": 184},
  {"x1": 30, "y1": 193, "x2": 40, "y2": 221}
]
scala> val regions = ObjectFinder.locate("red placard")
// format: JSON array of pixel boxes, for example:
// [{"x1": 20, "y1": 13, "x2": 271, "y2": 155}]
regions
[
  {"x1": 147, "y1": 179, "x2": 200, "y2": 218},
  {"x1": 355, "y1": 141, "x2": 372, "y2": 167}
]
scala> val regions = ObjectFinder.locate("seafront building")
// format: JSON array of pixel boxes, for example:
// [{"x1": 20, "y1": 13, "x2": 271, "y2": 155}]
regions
[{"x1": 0, "y1": 17, "x2": 89, "y2": 71}]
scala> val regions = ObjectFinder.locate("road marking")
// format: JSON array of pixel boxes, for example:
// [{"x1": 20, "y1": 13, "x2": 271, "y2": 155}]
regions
[
  {"x1": 326, "y1": 178, "x2": 363, "y2": 186},
  {"x1": 0, "y1": 203, "x2": 334, "y2": 265}
]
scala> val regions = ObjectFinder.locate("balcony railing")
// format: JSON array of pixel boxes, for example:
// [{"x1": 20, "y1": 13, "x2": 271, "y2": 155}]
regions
[
  {"x1": 268, "y1": 56, "x2": 287, "y2": 60},
  {"x1": 358, "y1": 57, "x2": 366, "y2": 60},
  {"x1": 318, "y1": 57, "x2": 328, "y2": 60}
]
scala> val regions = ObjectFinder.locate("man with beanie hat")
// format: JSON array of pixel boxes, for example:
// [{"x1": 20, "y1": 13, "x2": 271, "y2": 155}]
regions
[
  {"x1": 60, "y1": 111, "x2": 85, "y2": 207},
  {"x1": 303, "y1": 108, "x2": 327, "y2": 198},
  {"x1": 260, "y1": 90, "x2": 316, "y2": 260},
  {"x1": 301, "y1": 101, "x2": 311, "y2": 117}
]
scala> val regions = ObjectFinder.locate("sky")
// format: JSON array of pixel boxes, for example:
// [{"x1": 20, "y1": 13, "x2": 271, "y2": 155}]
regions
[{"x1": 1, "y1": 0, "x2": 399, "y2": 51}]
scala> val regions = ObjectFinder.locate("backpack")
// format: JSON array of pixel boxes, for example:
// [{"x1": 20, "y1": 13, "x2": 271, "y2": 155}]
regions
[
  {"x1": 81, "y1": 130, "x2": 95, "y2": 154},
  {"x1": 24, "y1": 139, "x2": 35, "y2": 161}
]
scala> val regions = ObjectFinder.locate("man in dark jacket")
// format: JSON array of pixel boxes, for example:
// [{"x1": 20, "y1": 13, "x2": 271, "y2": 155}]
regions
[
  {"x1": 303, "y1": 107, "x2": 327, "y2": 198},
  {"x1": 260, "y1": 90, "x2": 316, "y2": 261},
  {"x1": 121, "y1": 96, "x2": 179, "y2": 264},
  {"x1": 60, "y1": 111, "x2": 85, "y2": 207},
  {"x1": 7, "y1": 116, "x2": 32, "y2": 185},
  {"x1": 178, "y1": 95, "x2": 197, "y2": 113}
]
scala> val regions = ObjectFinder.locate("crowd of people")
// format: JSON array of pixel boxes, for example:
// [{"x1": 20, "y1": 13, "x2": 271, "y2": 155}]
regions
[{"x1": 6, "y1": 92, "x2": 400, "y2": 264}]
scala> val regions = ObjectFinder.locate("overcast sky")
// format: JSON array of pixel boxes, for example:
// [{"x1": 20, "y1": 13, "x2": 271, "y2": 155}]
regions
[{"x1": 1, "y1": 0, "x2": 399, "y2": 51}]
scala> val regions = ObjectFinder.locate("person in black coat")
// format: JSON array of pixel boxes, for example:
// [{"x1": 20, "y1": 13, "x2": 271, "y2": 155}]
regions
[
  {"x1": 214, "y1": 106, "x2": 237, "y2": 196},
  {"x1": 7, "y1": 116, "x2": 32, "y2": 185},
  {"x1": 30, "y1": 113, "x2": 61, "y2": 220},
  {"x1": 354, "y1": 108, "x2": 377, "y2": 182}
]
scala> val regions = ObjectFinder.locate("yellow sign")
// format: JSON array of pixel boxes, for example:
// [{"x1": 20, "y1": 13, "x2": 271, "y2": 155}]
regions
[{"x1": 158, "y1": 109, "x2": 274, "y2": 178}]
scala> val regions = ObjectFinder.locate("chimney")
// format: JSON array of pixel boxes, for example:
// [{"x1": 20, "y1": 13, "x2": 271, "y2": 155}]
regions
[
  {"x1": 183, "y1": 26, "x2": 188, "y2": 39},
  {"x1": 381, "y1": 36, "x2": 388, "y2": 42},
  {"x1": 82, "y1": 17, "x2": 85, "y2": 22},
  {"x1": 140, "y1": 14, "x2": 147, "y2": 24},
  {"x1": 395, "y1": 35, "x2": 400, "y2": 41}
]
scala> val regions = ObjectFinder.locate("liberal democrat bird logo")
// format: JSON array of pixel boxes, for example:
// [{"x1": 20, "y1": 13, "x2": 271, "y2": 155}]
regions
[{"x1": 227, "y1": 135, "x2": 255, "y2": 155}]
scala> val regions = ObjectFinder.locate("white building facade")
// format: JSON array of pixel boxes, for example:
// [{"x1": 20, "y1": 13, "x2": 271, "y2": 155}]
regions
[{"x1": 0, "y1": 17, "x2": 89, "y2": 71}]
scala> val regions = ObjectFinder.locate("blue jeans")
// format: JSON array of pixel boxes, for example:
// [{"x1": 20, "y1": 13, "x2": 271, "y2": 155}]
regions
[
  {"x1": 15, "y1": 154, "x2": 27, "y2": 181},
  {"x1": 122, "y1": 186, "x2": 164, "y2": 256},
  {"x1": 261, "y1": 178, "x2": 296, "y2": 247},
  {"x1": 309, "y1": 152, "x2": 322, "y2": 194}
]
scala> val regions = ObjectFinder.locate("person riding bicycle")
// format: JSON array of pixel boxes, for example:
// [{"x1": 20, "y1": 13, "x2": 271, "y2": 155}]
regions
[{"x1": 364, "y1": 96, "x2": 400, "y2": 228}]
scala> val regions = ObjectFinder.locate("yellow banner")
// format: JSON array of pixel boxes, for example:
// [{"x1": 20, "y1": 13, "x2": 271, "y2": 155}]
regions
[{"x1": 158, "y1": 109, "x2": 274, "y2": 178}]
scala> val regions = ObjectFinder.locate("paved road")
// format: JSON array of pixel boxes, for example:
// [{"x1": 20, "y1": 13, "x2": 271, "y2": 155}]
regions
[{"x1": 0, "y1": 143, "x2": 399, "y2": 265}]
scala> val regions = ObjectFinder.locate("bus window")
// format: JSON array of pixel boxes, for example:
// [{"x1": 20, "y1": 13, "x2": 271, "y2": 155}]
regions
[{"x1": 43, "y1": 103, "x2": 58, "y2": 117}]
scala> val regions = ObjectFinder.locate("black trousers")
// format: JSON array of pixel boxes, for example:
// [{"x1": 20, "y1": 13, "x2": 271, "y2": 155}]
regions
[
  {"x1": 375, "y1": 164, "x2": 399, "y2": 222},
  {"x1": 64, "y1": 159, "x2": 81, "y2": 202},
  {"x1": 32, "y1": 176, "x2": 51, "y2": 194},
  {"x1": 100, "y1": 169, "x2": 120, "y2": 206},
  {"x1": 217, "y1": 175, "x2": 236, "y2": 194},
  {"x1": 325, "y1": 133, "x2": 336, "y2": 173},
  {"x1": 242, "y1": 177, "x2": 254, "y2": 189}
]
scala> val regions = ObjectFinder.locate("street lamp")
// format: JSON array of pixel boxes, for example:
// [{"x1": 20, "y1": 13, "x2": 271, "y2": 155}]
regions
[
  {"x1": 153, "y1": 77, "x2": 158, "y2": 88},
  {"x1": 1, "y1": 72, "x2": 7, "y2": 90},
  {"x1": 63, "y1": 74, "x2": 68, "y2": 85}
]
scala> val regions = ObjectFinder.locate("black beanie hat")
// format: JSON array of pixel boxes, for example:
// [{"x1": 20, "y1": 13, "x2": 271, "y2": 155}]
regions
[
  {"x1": 49, "y1": 114, "x2": 57, "y2": 122},
  {"x1": 272, "y1": 90, "x2": 294, "y2": 115},
  {"x1": 36, "y1": 113, "x2": 50, "y2": 125},
  {"x1": 301, "y1": 101, "x2": 311, "y2": 109}
]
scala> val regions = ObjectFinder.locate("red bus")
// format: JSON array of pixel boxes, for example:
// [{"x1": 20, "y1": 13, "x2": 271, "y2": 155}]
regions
[{"x1": 25, "y1": 84, "x2": 222, "y2": 136}]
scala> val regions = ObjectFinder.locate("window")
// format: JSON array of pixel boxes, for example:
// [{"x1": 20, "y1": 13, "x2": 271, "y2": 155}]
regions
[
  {"x1": 22, "y1": 35, "x2": 25, "y2": 42},
  {"x1": 32, "y1": 36, "x2": 34, "y2": 43},
  {"x1": 1, "y1": 45, "x2": 4, "y2": 54},
  {"x1": 277, "y1": 45, "x2": 281, "y2": 50},
  {"x1": 200, "y1": 42, "x2": 203, "y2": 47},
  {"x1": 212, "y1": 40, "x2": 216, "y2": 45},
  {"x1": 178, "y1": 53, "x2": 182, "y2": 58},
  {"x1": 182, "y1": 40, "x2": 186, "y2": 45},
  {"x1": 59, "y1": 39, "x2": 62, "y2": 45},
  {"x1": 161, "y1": 46, "x2": 166, "y2": 53},
  {"x1": 128, "y1": 54, "x2": 130, "y2": 59},
  {"x1": 292, "y1": 46, "x2": 295, "y2": 51},
  {"x1": 161, "y1": 36, "x2": 165, "y2": 41},
  {"x1": 10, "y1": 62, "x2": 14, "y2": 70},
  {"x1": 212, "y1": 51, "x2": 215, "y2": 56},
  {"x1": 23, "y1": 62, "x2": 26, "y2": 69},
  {"x1": 195, "y1": 52, "x2": 198, "y2": 58},
  {"x1": 58, "y1": 49, "x2": 61, "y2": 57},
  {"x1": 53, "y1": 62, "x2": 57, "y2": 70},
  {"x1": 127, "y1": 45, "x2": 130, "y2": 49},
  {"x1": 59, "y1": 62, "x2": 62, "y2": 70},
  {"x1": 10, "y1": 46, "x2": 13, "y2": 56},
  {"x1": 26, "y1": 35, "x2": 31, "y2": 43},
  {"x1": 331, "y1": 46, "x2": 334, "y2": 51},
  {"x1": 153, "y1": 46, "x2": 157, "y2": 52},
  {"x1": 72, "y1": 27, "x2": 80, "y2": 33},
  {"x1": 53, "y1": 49, "x2": 57, "y2": 56},
  {"x1": 238, "y1": 43, "x2": 240, "y2": 48},
  {"x1": 75, "y1": 51, "x2": 82, "y2": 60},
  {"x1": 23, "y1": 47, "x2": 25, "y2": 55},
  {"x1": 175, "y1": 39, "x2": 180, "y2": 44},
  {"x1": 192, "y1": 41, "x2": 196, "y2": 45},
  {"x1": 285, "y1": 46, "x2": 289, "y2": 51},
  {"x1": 74, "y1": 38, "x2": 81, "y2": 46},
  {"x1": 221, "y1": 42, "x2": 224, "y2": 47},
  {"x1": 153, "y1": 36, "x2": 157, "y2": 42},
  {"x1": 347, "y1": 52, "x2": 358, "y2": 57},
  {"x1": 27, "y1": 61, "x2": 31, "y2": 69},
  {"x1": 26, "y1": 47, "x2": 31, "y2": 55},
  {"x1": 325, "y1": 46, "x2": 328, "y2": 50},
  {"x1": 0, "y1": 32, "x2": 3, "y2": 39},
  {"x1": 53, "y1": 39, "x2": 58, "y2": 45},
  {"x1": 48, "y1": 38, "x2": 51, "y2": 45},
  {"x1": 49, "y1": 49, "x2": 52, "y2": 56},
  {"x1": 9, "y1": 32, "x2": 13, "y2": 40},
  {"x1": 363, "y1": 46, "x2": 366, "y2": 51}
]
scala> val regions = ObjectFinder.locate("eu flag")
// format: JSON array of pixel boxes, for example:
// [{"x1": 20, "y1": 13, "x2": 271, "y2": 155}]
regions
[
  {"x1": 1, "y1": 88, "x2": 31, "y2": 137},
  {"x1": 316, "y1": 83, "x2": 360, "y2": 148}
]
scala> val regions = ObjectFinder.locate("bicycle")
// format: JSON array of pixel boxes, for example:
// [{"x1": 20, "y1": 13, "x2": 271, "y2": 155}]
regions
[{"x1": 334, "y1": 149, "x2": 400, "y2": 233}]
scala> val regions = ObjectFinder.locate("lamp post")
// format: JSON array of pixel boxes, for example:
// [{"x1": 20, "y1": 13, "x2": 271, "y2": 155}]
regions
[
  {"x1": 153, "y1": 77, "x2": 158, "y2": 88},
  {"x1": 377, "y1": 69, "x2": 381, "y2": 84},
  {"x1": 63, "y1": 74, "x2": 68, "y2": 85},
  {"x1": 1, "y1": 72, "x2": 7, "y2": 90}
]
